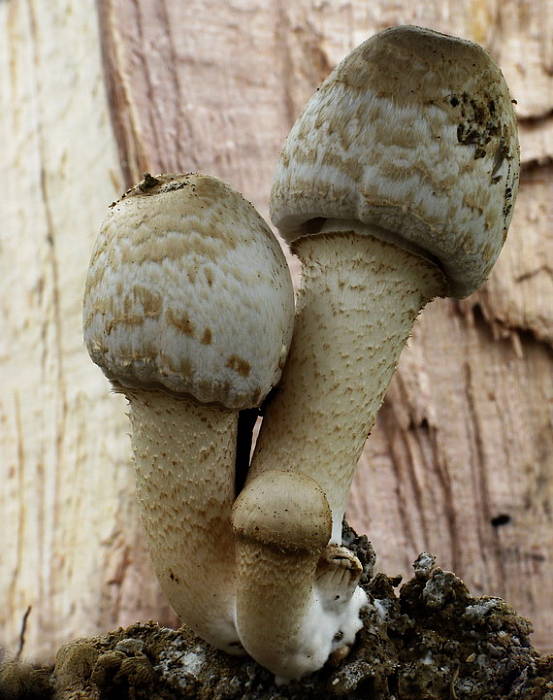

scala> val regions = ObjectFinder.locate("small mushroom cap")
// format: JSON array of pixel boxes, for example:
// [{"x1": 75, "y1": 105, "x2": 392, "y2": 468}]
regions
[
  {"x1": 271, "y1": 25, "x2": 520, "y2": 298},
  {"x1": 232, "y1": 471, "x2": 332, "y2": 552},
  {"x1": 84, "y1": 174, "x2": 294, "y2": 409}
]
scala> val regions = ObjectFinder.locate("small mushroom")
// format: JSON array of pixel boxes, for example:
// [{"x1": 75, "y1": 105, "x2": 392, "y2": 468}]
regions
[
  {"x1": 232, "y1": 470, "x2": 367, "y2": 682},
  {"x1": 83, "y1": 173, "x2": 294, "y2": 653},
  {"x1": 249, "y1": 25, "x2": 520, "y2": 542}
]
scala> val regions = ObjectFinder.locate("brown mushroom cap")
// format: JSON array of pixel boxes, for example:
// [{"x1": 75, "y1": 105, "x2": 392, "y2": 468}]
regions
[
  {"x1": 83, "y1": 173, "x2": 294, "y2": 409},
  {"x1": 270, "y1": 25, "x2": 520, "y2": 298},
  {"x1": 232, "y1": 470, "x2": 332, "y2": 553}
]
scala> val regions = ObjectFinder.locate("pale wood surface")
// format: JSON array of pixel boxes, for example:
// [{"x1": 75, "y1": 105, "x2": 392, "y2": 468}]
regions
[{"x1": 1, "y1": 0, "x2": 552, "y2": 659}]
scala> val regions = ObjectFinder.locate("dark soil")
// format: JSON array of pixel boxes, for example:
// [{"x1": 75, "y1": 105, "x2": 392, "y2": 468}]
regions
[{"x1": 2, "y1": 528, "x2": 552, "y2": 699}]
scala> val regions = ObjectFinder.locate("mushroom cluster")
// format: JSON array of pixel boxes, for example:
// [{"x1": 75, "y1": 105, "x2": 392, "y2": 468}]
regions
[{"x1": 83, "y1": 25, "x2": 519, "y2": 683}]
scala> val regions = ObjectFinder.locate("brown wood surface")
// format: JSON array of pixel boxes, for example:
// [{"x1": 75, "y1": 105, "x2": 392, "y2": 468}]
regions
[{"x1": 1, "y1": 0, "x2": 552, "y2": 660}]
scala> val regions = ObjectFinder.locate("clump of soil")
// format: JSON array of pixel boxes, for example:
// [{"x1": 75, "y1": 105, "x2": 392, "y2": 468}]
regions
[{"x1": 2, "y1": 530, "x2": 552, "y2": 699}]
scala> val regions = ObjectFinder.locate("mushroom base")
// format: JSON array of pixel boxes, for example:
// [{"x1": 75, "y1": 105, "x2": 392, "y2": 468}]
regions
[{"x1": 234, "y1": 539, "x2": 367, "y2": 682}]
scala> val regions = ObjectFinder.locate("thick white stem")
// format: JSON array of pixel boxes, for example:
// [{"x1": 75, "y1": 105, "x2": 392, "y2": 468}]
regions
[
  {"x1": 126, "y1": 389, "x2": 241, "y2": 653},
  {"x1": 249, "y1": 230, "x2": 445, "y2": 541}
]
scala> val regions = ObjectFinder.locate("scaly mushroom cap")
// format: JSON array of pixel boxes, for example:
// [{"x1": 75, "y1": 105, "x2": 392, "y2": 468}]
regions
[
  {"x1": 83, "y1": 173, "x2": 294, "y2": 408},
  {"x1": 232, "y1": 470, "x2": 332, "y2": 553},
  {"x1": 271, "y1": 25, "x2": 520, "y2": 298}
]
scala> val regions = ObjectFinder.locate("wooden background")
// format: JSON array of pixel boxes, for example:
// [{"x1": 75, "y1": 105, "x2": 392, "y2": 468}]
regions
[{"x1": 1, "y1": 0, "x2": 552, "y2": 659}]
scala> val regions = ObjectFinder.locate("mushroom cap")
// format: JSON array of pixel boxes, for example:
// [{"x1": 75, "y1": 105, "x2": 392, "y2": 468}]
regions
[
  {"x1": 270, "y1": 25, "x2": 520, "y2": 298},
  {"x1": 232, "y1": 471, "x2": 332, "y2": 553},
  {"x1": 83, "y1": 173, "x2": 294, "y2": 409}
]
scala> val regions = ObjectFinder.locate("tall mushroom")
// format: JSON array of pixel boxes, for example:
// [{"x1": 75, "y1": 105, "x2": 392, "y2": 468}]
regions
[
  {"x1": 83, "y1": 173, "x2": 294, "y2": 652},
  {"x1": 248, "y1": 25, "x2": 520, "y2": 543}
]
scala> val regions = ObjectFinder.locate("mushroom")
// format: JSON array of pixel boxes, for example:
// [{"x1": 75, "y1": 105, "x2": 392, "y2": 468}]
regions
[
  {"x1": 83, "y1": 173, "x2": 294, "y2": 653},
  {"x1": 232, "y1": 470, "x2": 367, "y2": 682},
  {"x1": 248, "y1": 25, "x2": 520, "y2": 543}
]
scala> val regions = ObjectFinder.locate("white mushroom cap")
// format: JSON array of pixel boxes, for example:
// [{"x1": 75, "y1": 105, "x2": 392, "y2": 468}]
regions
[
  {"x1": 84, "y1": 173, "x2": 294, "y2": 408},
  {"x1": 271, "y1": 25, "x2": 520, "y2": 298}
]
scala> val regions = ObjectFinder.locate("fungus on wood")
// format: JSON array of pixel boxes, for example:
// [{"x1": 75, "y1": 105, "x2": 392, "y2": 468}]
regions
[
  {"x1": 83, "y1": 172, "x2": 295, "y2": 654},
  {"x1": 77, "y1": 24, "x2": 526, "y2": 688},
  {"x1": 249, "y1": 25, "x2": 520, "y2": 543}
]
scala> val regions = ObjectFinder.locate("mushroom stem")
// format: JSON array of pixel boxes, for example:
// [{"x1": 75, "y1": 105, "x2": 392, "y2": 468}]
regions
[
  {"x1": 249, "y1": 228, "x2": 446, "y2": 542},
  {"x1": 232, "y1": 470, "x2": 366, "y2": 682},
  {"x1": 234, "y1": 538, "x2": 326, "y2": 681},
  {"x1": 125, "y1": 388, "x2": 242, "y2": 654}
]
